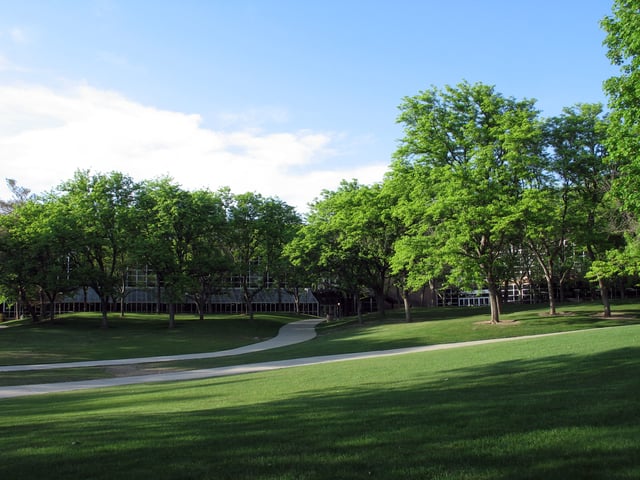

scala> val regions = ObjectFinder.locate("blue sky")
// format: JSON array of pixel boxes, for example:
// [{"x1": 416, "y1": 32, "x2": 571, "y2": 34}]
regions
[{"x1": 0, "y1": 0, "x2": 618, "y2": 212}]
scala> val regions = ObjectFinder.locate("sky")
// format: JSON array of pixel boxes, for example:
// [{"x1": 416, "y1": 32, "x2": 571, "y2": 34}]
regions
[{"x1": 0, "y1": 0, "x2": 619, "y2": 213}]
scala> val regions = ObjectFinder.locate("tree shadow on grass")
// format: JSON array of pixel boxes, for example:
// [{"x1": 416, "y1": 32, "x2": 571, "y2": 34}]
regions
[{"x1": 2, "y1": 347, "x2": 640, "y2": 480}]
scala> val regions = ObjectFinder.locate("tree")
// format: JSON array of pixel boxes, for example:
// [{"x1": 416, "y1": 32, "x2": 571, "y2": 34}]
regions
[
  {"x1": 602, "y1": 0, "x2": 640, "y2": 216},
  {"x1": 394, "y1": 81, "x2": 544, "y2": 323},
  {"x1": 60, "y1": 170, "x2": 139, "y2": 328},
  {"x1": 291, "y1": 180, "x2": 401, "y2": 322},
  {"x1": 136, "y1": 178, "x2": 204, "y2": 328},
  {"x1": 545, "y1": 104, "x2": 619, "y2": 317},
  {"x1": 0, "y1": 195, "x2": 79, "y2": 322},
  {"x1": 518, "y1": 104, "x2": 609, "y2": 315},
  {"x1": 385, "y1": 160, "x2": 440, "y2": 321},
  {"x1": 0, "y1": 179, "x2": 32, "y2": 214},
  {"x1": 225, "y1": 192, "x2": 300, "y2": 320},
  {"x1": 183, "y1": 189, "x2": 230, "y2": 320},
  {"x1": 600, "y1": 0, "x2": 640, "y2": 298},
  {"x1": 0, "y1": 203, "x2": 42, "y2": 321}
]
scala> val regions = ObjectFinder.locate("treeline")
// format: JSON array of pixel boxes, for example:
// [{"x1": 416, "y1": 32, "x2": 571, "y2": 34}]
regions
[
  {"x1": 0, "y1": 90, "x2": 628, "y2": 327},
  {"x1": 291, "y1": 91, "x2": 621, "y2": 324},
  {"x1": 0, "y1": 174, "x2": 302, "y2": 328},
  {"x1": 3, "y1": 1, "x2": 640, "y2": 327}
]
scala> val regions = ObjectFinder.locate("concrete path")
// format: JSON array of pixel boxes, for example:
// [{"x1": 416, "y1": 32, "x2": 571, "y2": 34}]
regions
[
  {"x1": 0, "y1": 317, "x2": 324, "y2": 373},
  {"x1": 0, "y1": 324, "x2": 584, "y2": 399}
]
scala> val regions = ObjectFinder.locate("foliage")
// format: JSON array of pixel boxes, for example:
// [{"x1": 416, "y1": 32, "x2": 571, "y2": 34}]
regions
[
  {"x1": 2, "y1": 3, "x2": 640, "y2": 324},
  {"x1": 225, "y1": 191, "x2": 301, "y2": 320},
  {"x1": 393, "y1": 81, "x2": 544, "y2": 323},
  {"x1": 0, "y1": 178, "x2": 33, "y2": 214},
  {"x1": 0, "y1": 171, "x2": 301, "y2": 327},
  {"x1": 597, "y1": 1, "x2": 640, "y2": 305},
  {"x1": 135, "y1": 179, "x2": 230, "y2": 326},
  {"x1": 602, "y1": 0, "x2": 640, "y2": 215},
  {"x1": 58, "y1": 170, "x2": 139, "y2": 328},
  {"x1": 290, "y1": 180, "x2": 402, "y2": 321},
  {"x1": 524, "y1": 103, "x2": 614, "y2": 315}
]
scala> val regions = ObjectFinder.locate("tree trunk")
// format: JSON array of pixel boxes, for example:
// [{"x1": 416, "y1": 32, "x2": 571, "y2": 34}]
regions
[
  {"x1": 545, "y1": 274, "x2": 557, "y2": 316},
  {"x1": 168, "y1": 302, "x2": 176, "y2": 328},
  {"x1": 100, "y1": 297, "x2": 109, "y2": 329},
  {"x1": 27, "y1": 303, "x2": 39, "y2": 323},
  {"x1": 356, "y1": 296, "x2": 363, "y2": 324},
  {"x1": 82, "y1": 286, "x2": 88, "y2": 312},
  {"x1": 48, "y1": 295, "x2": 56, "y2": 323},
  {"x1": 156, "y1": 282, "x2": 162, "y2": 314},
  {"x1": 20, "y1": 287, "x2": 39, "y2": 323},
  {"x1": 402, "y1": 289, "x2": 412, "y2": 323},
  {"x1": 39, "y1": 289, "x2": 45, "y2": 319},
  {"x1": 120, "y1": 291, "x2": 126, "y2": 317},
  {"x1": 194, "y1": 292, "x2": 205, "y2": 321},
  {"x1": 429, "y1": 279, "x2": 438, "y2": 307},
  {"x1": 375, "y1": 290, "x2": 386, "y2": 317},
  {"x1": 292, "y1": 287, "x2": 301, "y2": 314},
  {"x1": 487, "y1": 282, "x2": 501, "y2": 324},
  {"x1": 243, "y1": 286, "x2": 254, "y2": 320},
  {"x1": 586, "y1": 247, "x2": 612, "y2": 318},
  {"x1": 598, "y1": 278, "x2": 611, "y2": 318}
]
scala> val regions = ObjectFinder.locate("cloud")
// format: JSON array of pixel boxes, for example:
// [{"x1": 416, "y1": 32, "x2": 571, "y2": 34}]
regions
[{"x1": 0, "y1": 83, "x2": 388, "y2": 211}]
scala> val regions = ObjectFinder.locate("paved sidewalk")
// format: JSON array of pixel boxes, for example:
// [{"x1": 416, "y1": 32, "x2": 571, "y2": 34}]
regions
[
  {"x1": 0, "y1": 317, "x2": 324, "y2": 373},
  {"x1": 0, "y1": 327, "x2": 583, "y2": 399}
]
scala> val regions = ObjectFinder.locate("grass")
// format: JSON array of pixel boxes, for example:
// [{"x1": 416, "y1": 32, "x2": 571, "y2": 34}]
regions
[
  {"x1": 0, "y1": 312, "x2": 294, "y2": 365},
  {"x1": 2, "y1": 301, "x2": 640, "y2": 386},
  {"x1": 1, "y1": 324, "x2": 639, "y2": 479}
]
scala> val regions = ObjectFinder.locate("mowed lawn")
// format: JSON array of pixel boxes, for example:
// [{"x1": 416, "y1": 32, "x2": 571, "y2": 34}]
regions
[
  {"x1": 2, "y1": 302, "x2": 640, "y2": 386},
  {"x1": 1, "y1": 317, "x2": 639, "y2": 479},
  {"x1": 2, "y1": 301, "x2": 640, "y2": 366},
  {"x1": 0, "y1": 312, "x2": 291, "y2": 365}
]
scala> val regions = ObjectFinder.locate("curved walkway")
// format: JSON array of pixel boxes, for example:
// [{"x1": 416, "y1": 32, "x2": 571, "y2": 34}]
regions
[
  {"x1": 0, "y1": 320, "x2": 588, "y2": 399},
  {"x1": 0, "y1": 317, "x2": 324, "y2": 373}
]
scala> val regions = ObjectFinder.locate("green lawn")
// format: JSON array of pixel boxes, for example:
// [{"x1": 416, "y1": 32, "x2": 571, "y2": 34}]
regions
[
  {"x1": 0, "y1": 312, "x2": 293, "y2": 365},
  {"x1": 1, "y1": 324, "x2": 638, "y2": 479},
  {"x1": 1, "y1": 302, "x2": 640, "y2": 387}
]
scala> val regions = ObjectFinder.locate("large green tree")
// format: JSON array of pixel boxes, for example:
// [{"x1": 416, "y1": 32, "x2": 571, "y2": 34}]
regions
[
  {"x1": 548, "y1": 104, "x2": 620, "y2": 316},
  {"x1": 290, "y1": 180, "x2": 401, "y2": 321},
  {"x1": 225, "y1": 191, "x2": 300, "y2": 320},
  {"x1": 520, "y1": 104, "x2": 611, "y2": 315},
  {"x1": 602, "y1": 0, "x2": 640, "y2": 215},
  {"x1": 60, "y1": 170, "x2": 139, "y2": 328},
  {"x1": 0, "y1": 201, "x2": 43, "y2": 321},
  {"x1": 184, "y1": 189, "x2": 231, "y2": 320},
  {"x1": 136, "y1": 179, "x2": 229, "y2": 327},
  {"x1": 394, "y1": 81, "x2": 544, "y2": 323},
  {"x1": 600, "y1": 0, "x2": 640, "y2": 286},
  {"x1": 19, "y1": 199, "x2": 77, "y2": 321}
]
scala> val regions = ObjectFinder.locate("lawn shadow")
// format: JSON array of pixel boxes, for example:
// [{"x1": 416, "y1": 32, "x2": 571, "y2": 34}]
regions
[{"x1": 3, "y1": 346, "x2": 639, "y2": 479}]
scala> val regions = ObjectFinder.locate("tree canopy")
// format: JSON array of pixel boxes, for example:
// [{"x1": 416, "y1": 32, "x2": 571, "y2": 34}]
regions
[{"x1": 2, "y1": 1, "x2": 639, "y2": 325}]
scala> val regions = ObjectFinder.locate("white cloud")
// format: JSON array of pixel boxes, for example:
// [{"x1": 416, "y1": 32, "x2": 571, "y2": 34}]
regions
[{"x1": 0, "y1": 83, "x2": 388, "y2": 212}]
